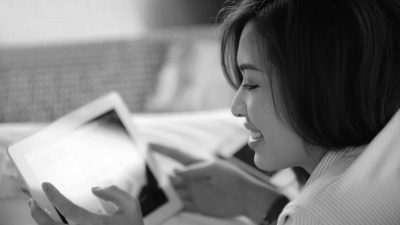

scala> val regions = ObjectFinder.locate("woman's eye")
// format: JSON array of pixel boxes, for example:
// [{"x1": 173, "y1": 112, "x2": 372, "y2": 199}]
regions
[{"x1": 241, "y1": 84, "x2": 259, "y2": 91}]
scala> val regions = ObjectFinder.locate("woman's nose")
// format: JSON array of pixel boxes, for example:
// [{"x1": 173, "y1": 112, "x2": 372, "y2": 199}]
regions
[{"x1": 231, "y1": 91, "x2": 246, "y2": 117}]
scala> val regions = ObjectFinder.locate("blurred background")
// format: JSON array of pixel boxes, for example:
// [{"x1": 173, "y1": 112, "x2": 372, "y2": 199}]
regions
[
  {"x1": 0, "y1": 1, "x2": 239, "y2": 224},
  {"x1": 0, "y1": 0, "x2": 234, "y2": 122},
  {"x1": 0, "y1": 3, "x2": 301, "y2": 225}
]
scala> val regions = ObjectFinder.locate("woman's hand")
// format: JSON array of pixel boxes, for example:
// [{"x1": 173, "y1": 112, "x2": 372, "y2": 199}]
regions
[
  {"x1": 30, "y1": 183, "x2": 144, "y2": 225},
  {"x1": 150, "y1": 143, "x2": 281, "y2": 223}
]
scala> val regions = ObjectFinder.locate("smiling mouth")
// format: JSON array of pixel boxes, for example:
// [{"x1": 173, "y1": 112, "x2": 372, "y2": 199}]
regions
[
  {"x1": 244, "y1": 122, "x2": 264, "y2": 141},
  {"x1": 248, "y1": 131, "x2": 264, "y2": 149},
  {"x1": 250, "y1": 131, "x2": 263, "y2": 140}
]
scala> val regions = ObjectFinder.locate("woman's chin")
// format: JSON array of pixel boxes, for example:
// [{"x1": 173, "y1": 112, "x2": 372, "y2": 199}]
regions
[{"x1": 254, "y1": 153, "x2": 283, "y2": 172}]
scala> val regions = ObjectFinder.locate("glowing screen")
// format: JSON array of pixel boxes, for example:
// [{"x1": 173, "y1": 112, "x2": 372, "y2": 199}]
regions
[{"x1": 25, "y1": 110, "x2": 167, "y2": 217}]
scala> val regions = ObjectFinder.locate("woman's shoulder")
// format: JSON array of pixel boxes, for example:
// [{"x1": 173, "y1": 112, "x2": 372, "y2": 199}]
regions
[{"x1": 278, "y1": 110, "x2": 400, "y2": 225}]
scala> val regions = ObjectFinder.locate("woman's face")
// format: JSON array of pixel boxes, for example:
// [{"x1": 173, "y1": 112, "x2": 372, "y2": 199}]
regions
[{"x1": 231, "y1": 23, "x2": 320, "y2": 172}]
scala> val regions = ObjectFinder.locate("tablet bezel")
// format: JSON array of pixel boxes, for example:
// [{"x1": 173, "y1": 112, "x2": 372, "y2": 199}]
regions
[{"x1": 8, "y1": 92, "x2": 182, "y2": 225}]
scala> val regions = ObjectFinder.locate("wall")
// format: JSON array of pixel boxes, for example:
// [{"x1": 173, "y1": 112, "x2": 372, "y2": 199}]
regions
[{"x1": 0, "y1": 0, "x2": 145, "y2": 47}]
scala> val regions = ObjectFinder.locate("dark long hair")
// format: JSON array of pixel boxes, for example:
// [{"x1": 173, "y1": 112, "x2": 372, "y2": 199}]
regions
[{"x1": 220, "y1": 0, "x2": 400, "y2": 149}]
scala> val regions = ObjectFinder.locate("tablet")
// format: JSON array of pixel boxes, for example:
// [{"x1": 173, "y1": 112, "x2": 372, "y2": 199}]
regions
[{"x1": 8, "y1": 92, "x2": 182, "y2": 225}]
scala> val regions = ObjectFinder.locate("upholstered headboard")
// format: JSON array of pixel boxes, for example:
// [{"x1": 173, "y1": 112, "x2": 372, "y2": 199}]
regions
[
  {"x1": 0, "y1": 39, "x2": 167, "y2": 122},
  {"x1": 0, "y1": 26, "x2": 235, "y2": 122}
]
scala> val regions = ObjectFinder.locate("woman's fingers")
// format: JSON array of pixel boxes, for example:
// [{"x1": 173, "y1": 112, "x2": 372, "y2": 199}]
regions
[
  {"x1": 170, "y1": 175, "x2": 192, "y2": 201},
  {"x1": 169, "y1": 173, "x2": 185, "y2": 188},
  {"x1": 175, "y1": 186, "x2": 192, "y2": 201},
  {"x1": 92, "y1": 185, "x2": 140, "y2": 215},
  {"x1": 174, "y1": 162, "x2": 213, "y2": 181},
  {"x1": 29, "y1": 199, "x2": 64, "y2": 225},
  {"x1": 42, "y1": 183, "x2": 101, "y2": 225},
  {"x1": 149, "y1": 143, "x2": 203, "y2": 166},
  {"x1": 182, "y1": 199, "x2": 198, "y2": 213}
]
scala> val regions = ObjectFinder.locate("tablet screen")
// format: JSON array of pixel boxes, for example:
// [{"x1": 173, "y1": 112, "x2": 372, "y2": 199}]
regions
[{"x1": 24, "y1": 110, "x2": 167, "y2": 217}]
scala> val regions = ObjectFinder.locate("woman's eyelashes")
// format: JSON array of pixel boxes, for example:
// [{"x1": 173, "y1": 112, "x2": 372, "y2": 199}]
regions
[{"x1": 241, "y1": 83, "x2": 260, "y2": 91}]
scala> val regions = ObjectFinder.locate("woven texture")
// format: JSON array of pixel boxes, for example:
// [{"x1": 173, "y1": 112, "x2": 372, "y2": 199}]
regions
[{"x1": 0, "y1": 39, "x2": 167, "y2": 122}]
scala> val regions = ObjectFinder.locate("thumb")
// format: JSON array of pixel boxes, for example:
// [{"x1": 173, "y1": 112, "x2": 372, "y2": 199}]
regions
[
  {"x1": 175, "y1": 162, "x2": 213, "y2": 181},
  {"x1": 92, "y1": 185, "x2": 141, "y2": 214}
]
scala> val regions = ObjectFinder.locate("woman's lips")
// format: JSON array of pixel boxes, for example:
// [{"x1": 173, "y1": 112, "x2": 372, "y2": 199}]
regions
[
  {"x1": 244, "y1": 122, "x2": 264, "y2": 149},
  {"x1": 250, "y1": 131, "x2": 263, "y2": 139}
]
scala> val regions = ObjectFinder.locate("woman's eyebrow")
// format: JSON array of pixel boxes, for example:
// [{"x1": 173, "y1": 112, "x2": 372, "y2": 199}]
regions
[{"x1": 238, "y1": 63, "x2": 261, "y2": 72}]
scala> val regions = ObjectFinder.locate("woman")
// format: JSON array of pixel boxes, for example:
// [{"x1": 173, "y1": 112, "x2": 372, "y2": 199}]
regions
[{"x1": 30, "y1": 0, "x2": 400, "y2": 224}]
